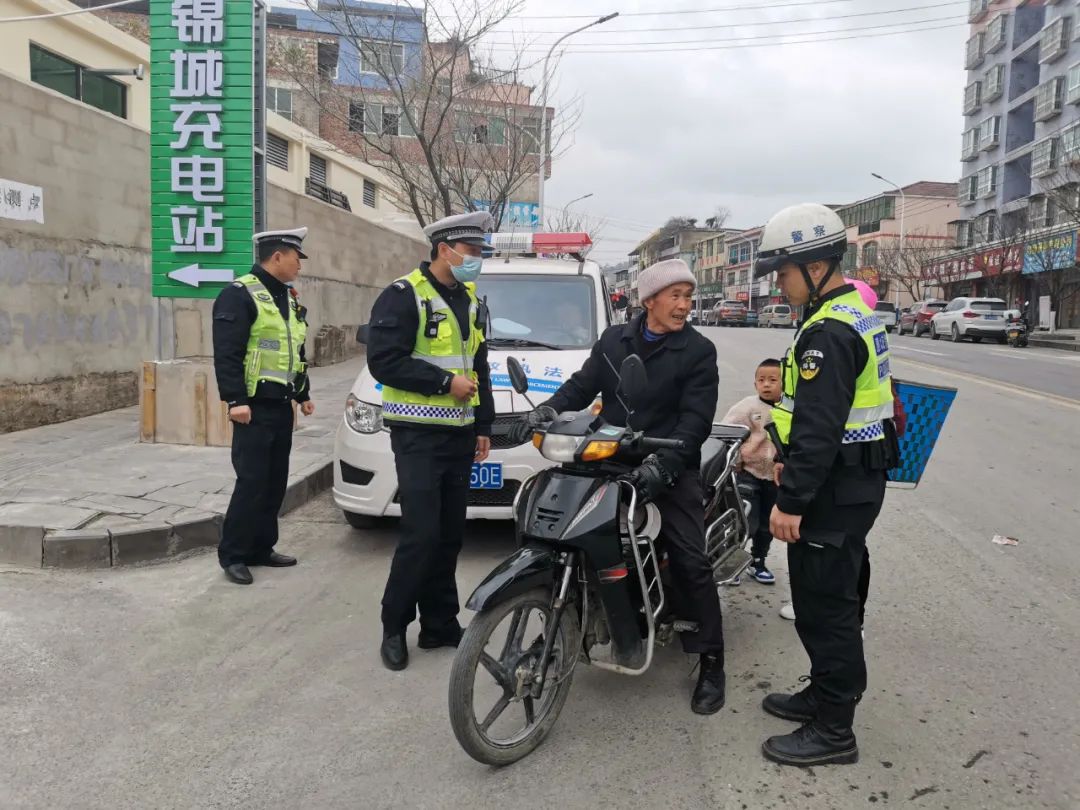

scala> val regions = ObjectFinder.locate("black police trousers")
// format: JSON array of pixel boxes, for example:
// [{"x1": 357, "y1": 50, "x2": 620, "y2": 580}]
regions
[
  {"x1": 658, "y1": 471, "x2": 726, "y2": 659},
  {"x1": 787, "y1": 471, "x2": 886, "y2": 706},
  {"x1": 219, "y1": 400, "x2": 293, "y2": 568},
  {"x1": 381, "y1": 427, "x2": 475, "y2": 634}
]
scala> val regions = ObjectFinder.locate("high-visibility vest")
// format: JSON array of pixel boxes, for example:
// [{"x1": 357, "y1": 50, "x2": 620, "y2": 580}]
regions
[
  {"x1": 773, "y1": 288, "x2": 894, "y2": 445},
  {"x1": 235, "y1": 273, "x2": 308, "y2": 398},
  {"x1": 380, "y1": 268, "x2": 484, "y2": 427}
]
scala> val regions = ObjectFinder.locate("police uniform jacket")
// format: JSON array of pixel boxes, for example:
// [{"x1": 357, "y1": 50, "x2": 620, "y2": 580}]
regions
[
  {"x1": 367, "y1": 263, "x2": 494, "y2": 436},
  {"x1": 212, "y1": 264, "x2": 311, "y2": 406}
]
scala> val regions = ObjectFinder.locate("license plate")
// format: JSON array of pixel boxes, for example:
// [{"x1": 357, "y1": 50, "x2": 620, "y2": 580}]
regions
[
  {"x1": 984, "y1": 314, "x2": 1000, "y2": 320},
  {"x1": 471, "y1": 462, "x2": 503, "y2": 490}
]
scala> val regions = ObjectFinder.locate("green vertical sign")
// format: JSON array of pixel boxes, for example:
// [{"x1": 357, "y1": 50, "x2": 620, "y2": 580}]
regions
[{"x1": 150, "y1": 0, "x2": 254, "y2": 299}]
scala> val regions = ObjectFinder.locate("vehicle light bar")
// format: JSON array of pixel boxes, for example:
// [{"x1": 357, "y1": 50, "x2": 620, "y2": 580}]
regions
[{"x1": 486, "y1": 232, "x2": 593, "y2": 256}]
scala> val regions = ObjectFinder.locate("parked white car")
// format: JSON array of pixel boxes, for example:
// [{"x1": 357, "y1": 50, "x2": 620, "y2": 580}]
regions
[
  {"x1": 758, "y1": 303, "x2": 796, "y2": 328},
  {"x1": 873, "y1": 301, "x2": 898, "y2": 333},
  {"x1": 929, "y1": 297, "x2": 1010, "y2": 343},
  {"x1": 333, "y1": 233, "x2": 613, "y2": 527}
]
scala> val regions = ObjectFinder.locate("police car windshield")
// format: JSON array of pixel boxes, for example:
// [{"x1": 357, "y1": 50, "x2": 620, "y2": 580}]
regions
[{"x1": 476, "y1": 273, "x2": 597, "y2": 350}]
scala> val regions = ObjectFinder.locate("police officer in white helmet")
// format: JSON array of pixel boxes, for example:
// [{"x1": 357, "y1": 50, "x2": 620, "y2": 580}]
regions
[{"x1": 752, "y1": 204, "x2": 898, "y2": 766}]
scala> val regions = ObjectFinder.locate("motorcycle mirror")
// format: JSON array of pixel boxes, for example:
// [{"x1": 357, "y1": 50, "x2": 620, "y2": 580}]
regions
[
  {"x1": 618, "y1": 354, "x2": 648, "y2": 404},
  {"x1": 356, "y1": 324, "x2": 369, "y2": 345},
  {"x1": 506, "y1": 356, "x2": 530, "y2": 395}
]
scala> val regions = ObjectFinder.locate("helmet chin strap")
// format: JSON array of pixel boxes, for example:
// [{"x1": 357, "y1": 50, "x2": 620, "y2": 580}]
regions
[{"x1": 799, "y1": 259, "x2": 839, "y2": 303}]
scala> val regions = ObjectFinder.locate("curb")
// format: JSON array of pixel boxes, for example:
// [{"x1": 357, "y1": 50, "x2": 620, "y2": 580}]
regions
[
  {"x1": 3, "y1": 461, "x2": 334, "y2": 570},
  {"x1": 1028, "y1": 337, "x2": 1079, "y2": 352}
]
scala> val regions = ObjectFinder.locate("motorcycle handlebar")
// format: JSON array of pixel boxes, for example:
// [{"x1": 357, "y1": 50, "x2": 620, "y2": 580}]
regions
[{"x1": 636, "y1": 436, "x2": 686, "y2": 452}]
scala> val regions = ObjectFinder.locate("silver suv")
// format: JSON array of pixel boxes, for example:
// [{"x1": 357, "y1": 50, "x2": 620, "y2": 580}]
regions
[{"x1": 929, "y1": 297, "x2": 1009, "y2": 343}]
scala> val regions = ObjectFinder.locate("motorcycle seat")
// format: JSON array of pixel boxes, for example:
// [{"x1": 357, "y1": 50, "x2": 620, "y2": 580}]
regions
[{"x1": 700, "y1": 424, "x2": 749, "y2": 482}]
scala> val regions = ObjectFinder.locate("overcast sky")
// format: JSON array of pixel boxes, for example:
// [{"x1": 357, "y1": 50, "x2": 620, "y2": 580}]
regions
[{"x1": 284, "y1": 0, "x2": 969, "y2": 264}]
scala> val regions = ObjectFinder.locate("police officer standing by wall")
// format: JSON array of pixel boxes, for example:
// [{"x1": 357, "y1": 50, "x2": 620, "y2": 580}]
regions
[
  {"x1": 368, "y1": 212, "x2": 495, "y2": 671},
  {"x1": 213, "y1": 228, "x2": 315, "y2": 586},
  {"x1": 752, "y1": 204, "x2": 897, "y2": 766}
]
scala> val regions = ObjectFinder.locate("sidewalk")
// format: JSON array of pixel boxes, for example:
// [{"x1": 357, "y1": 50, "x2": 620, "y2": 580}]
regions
[
  {"x1": 1028, "y1": 328, "x2": 1079, "y2": 352},
  {"x1": 0, "y1": 357, "x2": 363, "y2": 569}
]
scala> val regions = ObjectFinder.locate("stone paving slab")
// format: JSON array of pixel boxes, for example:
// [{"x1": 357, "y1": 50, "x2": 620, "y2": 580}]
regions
[{"x1": 0, "y1": 357, "x2": 362, "y2": 569}]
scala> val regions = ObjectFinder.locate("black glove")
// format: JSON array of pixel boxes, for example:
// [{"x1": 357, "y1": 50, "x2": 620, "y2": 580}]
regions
[
  {"x1": 508, "y1": 405, "x2": 558, "y2": 444},
  {"x1": 622, "y1": 454, "x2": 676, "y2": 505}
]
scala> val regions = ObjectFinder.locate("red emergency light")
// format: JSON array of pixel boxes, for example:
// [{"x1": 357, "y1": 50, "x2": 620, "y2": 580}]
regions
[{"x1": 487, "y1": 232, "x2": 593, "y2": 256}]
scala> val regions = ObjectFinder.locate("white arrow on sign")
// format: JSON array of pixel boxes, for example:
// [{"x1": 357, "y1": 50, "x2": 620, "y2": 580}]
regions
[{"x1": 167, "y1": 264, "x2": 235, "y2": 287}]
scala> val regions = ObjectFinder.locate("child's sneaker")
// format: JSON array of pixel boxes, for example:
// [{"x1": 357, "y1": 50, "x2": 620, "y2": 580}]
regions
[{"x1": 749, "y1": 558, "x2": 775, "y2": 585}]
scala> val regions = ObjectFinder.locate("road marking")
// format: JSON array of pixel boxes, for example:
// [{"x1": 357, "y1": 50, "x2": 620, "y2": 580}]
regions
[
  {"x1": 893, "y1": 357, "x2": 1080, "y2": 412},
  {"x1": 988, "y1": 348, "x2": 1080, "y2": 364},
  {"x1": 891, "y1": 345, "x2": 946, "y2": 357}
]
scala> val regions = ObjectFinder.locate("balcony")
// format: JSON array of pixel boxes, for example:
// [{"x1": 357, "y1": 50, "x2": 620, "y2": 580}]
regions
[
  {"x1": 986, "y1": 14, "x2": 1008, "y2": 53},
  {"x1": 966, "y1": 32, "x2": 986, "y2": 69},
  {"x1": 969, "y1": 0, "x2": 989, "y2": 24},
  {"x1": 1039, "y1": 17, "x2": 1070, "y2": 64},
  {"x1": 980, "y1": 115, "x2": 1001, "y2": 150},
  {"x1": 1034, "y1": 77, "x2": 1064, "y2": 121},
  {"x1": 964, "y1": 81, "x2": 983, "y2": 114},
  {"x1": 962, "y1": 127, "x2": 981, "y2": 161},
  {"x1": 977, "y1": 166, "x2": 999, "y2": 199},
  {"x1": 1031, "y1": 137, "x2": 1059, "y2": 177},
  {"x1": 959, "y1": 176, "x2": 978, "y2": 206},
  {"x1": 984, "y1": 64, "x2": 1005, "y2": 102}
]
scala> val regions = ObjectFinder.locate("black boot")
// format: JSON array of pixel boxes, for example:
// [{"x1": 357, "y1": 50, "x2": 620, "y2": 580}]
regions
[
  {"x1": 418, "y1": 622, "x2": 464, "y2": 650},
  {"x1": 762, "y1": 700, "x2": 858, "y2": 766},
  {"x1": 380, "y1": 632, "x2": 408, "y2": 671},
  {"x1": 762, "y1": 680, "x2": 819, "y2": 722},
  {"x1": 690, "y1": 653, "x2": 726, "y2": 715}
]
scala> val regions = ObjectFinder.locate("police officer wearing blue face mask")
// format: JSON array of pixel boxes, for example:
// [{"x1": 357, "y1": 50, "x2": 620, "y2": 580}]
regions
[{"x1": 367, "y1": 211, "x2": 496, "y2": 671}]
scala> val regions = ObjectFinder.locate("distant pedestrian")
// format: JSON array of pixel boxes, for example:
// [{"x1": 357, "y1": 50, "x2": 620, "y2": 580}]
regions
[
  {"x1": 721, "y1": 358, "x2": 782, "y2": 585},
  {"x1": 212, "y1": 227, "x2": 314, "y2": 586}
]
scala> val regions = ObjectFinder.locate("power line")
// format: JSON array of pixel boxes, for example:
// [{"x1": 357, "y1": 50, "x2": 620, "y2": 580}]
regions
[
  {"x1": 484, "y1": 14, "x2": 965, "y2": 50},
  {"x1": 494, "y1": 1, "x2": 966, "y2": 38},
  {"x1": 508, "y1": 0, "x2": 857, "y2": 20},
  {"x1": 0, "y1": 0, "x2": 142, "y2": 23},
  {"x1": 483, "y1": 21, "x2": 965, "y2": 55}
]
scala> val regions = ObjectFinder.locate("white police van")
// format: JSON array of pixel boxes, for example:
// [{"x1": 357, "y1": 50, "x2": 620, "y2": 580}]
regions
[{"x1": 333, "y1": 233, "x2": 619, "y2": 526}]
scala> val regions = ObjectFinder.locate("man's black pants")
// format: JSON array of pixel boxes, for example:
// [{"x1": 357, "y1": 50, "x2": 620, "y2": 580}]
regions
[
  {"x1": 787, "y1": 473, "x2": 885, "y2": 705},
  {"x1": 657, "y1": 471, "x2": 726, "y2": 659},
  {"x1": 219, "y1": 400, "x2": 293, "y2": 568},
  {"x1": 381, "y1": 427, "x2": 475, "y2": 635}
]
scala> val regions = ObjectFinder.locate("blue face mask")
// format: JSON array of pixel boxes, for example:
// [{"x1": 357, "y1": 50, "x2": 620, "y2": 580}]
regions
[{"x1": 449, "y1": 248, "x2": 483, "y2": 283}]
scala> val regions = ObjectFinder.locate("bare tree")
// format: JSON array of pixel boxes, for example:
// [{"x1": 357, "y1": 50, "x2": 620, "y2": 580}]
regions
[
  {"x1": 1029, "y1": 170, "x2": 1080, "y2": 328},
  {"x1": 873, "y1": 229, "x2": 956, "y2": 302},
  {"x1": 273, "y1": 0, "x2": 581, "y2": 228},
  {"x1": 543, "y1": 208, "x2": 607, "y2": 242},
  {"x1": 704, "y1": 206, "x2": 731, "y2": 231}
]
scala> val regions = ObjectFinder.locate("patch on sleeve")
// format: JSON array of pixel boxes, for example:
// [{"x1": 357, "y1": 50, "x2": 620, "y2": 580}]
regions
[{"x1": 799, "y1": 348, "x2": 824, "y2": 381}]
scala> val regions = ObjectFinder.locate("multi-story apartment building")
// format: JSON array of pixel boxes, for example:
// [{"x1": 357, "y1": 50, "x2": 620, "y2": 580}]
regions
[
  {"x1": 627, "y1": 225, "x2": 717, "y2": 306},
  {"x1": 692, "y1": 229, "x2": 741, "y2": 312},
  {"x1": 949, "y1": 0, "x2": 1080, "y2": 325},
  {"x1": 721, "y1": 227, "x2": 765, "y2": 309}
]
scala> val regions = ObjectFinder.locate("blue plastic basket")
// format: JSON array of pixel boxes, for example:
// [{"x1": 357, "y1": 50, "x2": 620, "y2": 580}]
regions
[{"x1": 887, "y1": 379, "x2": 958, "y2": 487}]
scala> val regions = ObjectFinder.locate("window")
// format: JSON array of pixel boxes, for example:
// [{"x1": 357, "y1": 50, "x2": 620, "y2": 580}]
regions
[
  {"x1": 266, "y1": 133, "x2": 289, "y2": 170},
  {"x1": 317, "y1": 42, "x2": 339, "y2": 80},
  {"x1": 841, "y1": 243, "x2": 858, "y2": 273},
  {"x1": 986, "y1": 13, "x2": 1007, "y2": 52},
  {"x1": 964, "y1": 81, "x2": 982, "y2": 114},
  {"x1": 1068, "y1": 63, "x2": 1080, "y2": 104},
  {"x1": 858, "y1": 221, "x2": 881, "y2": 235},
  {"x1": 309, "y1": 153, "x2": 327, "y2": 185},
  {"x1": 956, "y1": 220, "x2": 973, "y2": 248},
  {"x1": 962, "y1": 126, "x2": 980, "y2": 160},
  {"x1": 1063, "y1": 123, "x2": 1080, "y2": 162},
  {"x1": 959, "y1": 174, "x2": 978, "y2": 205},
  {"x1": 984, "y1": 64, "x2": 1005, "y2": 101},
  {"x1": 976, "y1": 164, "x2": 998, "y2": 198},
  {"x1": 267, "y1": 86, "x2": 292, "y2": 120},
  {"x1": 839, "y1": 196, "x2": 895, "y2": 229},
  {"x1": 29, "y1": 44, "x2": 126, "y2": 119},
  {"x1": 359, "y1": 40, "x2": 404, "y2": 75},
  {"x1": 965, "y1": 32, "x2": 985, "y2": 69},
  {"x1": 1035, "y1": 77, "x2": 1064, "y2": 120},
  {"x1": 1032, "y1": 137, "x2": 1059, "y2": 176},
  {"x1": 979, "y1": 115, "x2": 1001, "y2": 149},
  {"x1": 348, "y1": 101, "x2": 414, "y2": 137},
  {"x1": 862, "y1": 242, "x2": 879, "y2": 268},
  {"x1": 1028, "y1": 195, "x2": 1052, "y2": 228},
  {"x1": 363, "y1": 178, "x2": 377, "y2": 208},
  {"x1": 738, "y1": 243, "x2": 751, "y2": 263},
  {"x1": 475, "y1": 274, "x2": 598, "y2": 349},
  {"x1": 523, "y1": 118, "x2": 542, "y2": 153},
  {"x1": 1039, "y1": 16, "x2": 1070, "y2": 63},
  {"x1": 969, "y1": 0, "x2": 988, "y2": 22},
  {"x1": 1053, "y1": 186, "x2": 1077, "y2": 225},
  {"x1": 728, "y1": 246, "x2": 739, "y2": 265},
  {"x1": 974, "y1": 212, "x2": 997, "y2": 243}
]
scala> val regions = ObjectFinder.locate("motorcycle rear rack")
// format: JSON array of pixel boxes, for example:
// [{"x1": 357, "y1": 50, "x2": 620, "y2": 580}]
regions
[{"x1": 590, "y1": 482, "x2": 664, "y2": 676}]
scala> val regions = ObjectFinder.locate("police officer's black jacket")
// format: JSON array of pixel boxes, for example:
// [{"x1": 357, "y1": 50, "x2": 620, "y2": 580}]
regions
[
  {"x1": 544, "y1": 312, "x2": 719, "y2": 477},
  {"x1": 212, "y1": 264, "x2": 310, "y2": 406},
  {"x1": 367, "y1": 263, "x2": 494, "y2": 437},
  {"x1": 777, "y1": 284, "x2": 890, "y2": 532}
]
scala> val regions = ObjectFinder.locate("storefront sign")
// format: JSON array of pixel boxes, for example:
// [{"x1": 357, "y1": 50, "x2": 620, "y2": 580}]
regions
[
  {"x1": 922, "y1": 243, "x2": 1022, "y2": 284},
  {"x1": 736, "y1": 291, "x2": 749, "y2": 302},
  {"x1": 852, "y1": 267, "x2": 880, "y2": 286},
  {"x1": 1023, "y1": 230, "x2": 1078, "y2": 275},
  {"x1": 0, "y1": 178, "x2": 44, "y2": 224},
  {"x1": 150, "y1": 0, "x2": 255, "y2": 298}
]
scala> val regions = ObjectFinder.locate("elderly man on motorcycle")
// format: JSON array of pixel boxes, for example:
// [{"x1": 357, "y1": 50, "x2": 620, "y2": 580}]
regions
[{"x1": 510, "y1": 258, "x2": 727, "y2": 714}]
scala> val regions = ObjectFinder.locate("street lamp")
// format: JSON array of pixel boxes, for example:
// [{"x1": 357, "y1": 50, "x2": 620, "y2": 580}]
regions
[
  {"x1": 871, "y1": 172, "x2": 905, "y2": 306},
  {"x1": 536, "y1": 13, "x2": 618, "y2": 223},
  {"x1": 564, "y1": 192, "x2": 593, "y2": 210}
]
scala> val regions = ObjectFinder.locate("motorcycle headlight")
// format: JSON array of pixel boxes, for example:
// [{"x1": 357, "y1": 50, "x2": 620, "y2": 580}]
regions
[
  {"x1": 538, "y1": 433, "x2": 583, "y2": 463},
  {"x1": 344, "y1": 393, "x2": 383, "y2": 434}
]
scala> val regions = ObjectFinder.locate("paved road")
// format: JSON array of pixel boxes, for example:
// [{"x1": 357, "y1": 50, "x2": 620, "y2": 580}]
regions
[{"x1": 2, "y1": 328, "x2": 1078, "y2": 809}]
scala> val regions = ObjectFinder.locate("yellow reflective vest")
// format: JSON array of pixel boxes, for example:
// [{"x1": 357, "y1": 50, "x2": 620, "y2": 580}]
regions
[{"x1": 235, "y1": 273, "x2": 307, "y2": 398}]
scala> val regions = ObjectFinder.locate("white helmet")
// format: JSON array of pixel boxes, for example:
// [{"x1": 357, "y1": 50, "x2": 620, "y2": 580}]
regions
[{"x1": 754, "y1": 203, "x2": 847, "y2": 280}]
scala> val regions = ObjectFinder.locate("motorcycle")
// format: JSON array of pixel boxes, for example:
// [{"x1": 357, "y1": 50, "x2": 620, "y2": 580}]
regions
[
  {"x1": 1006, "y1": 315, "x2": 1029, "y2": 348},
  {"x1": 448, "y1": 355, "x2": 753, "y2": 766}
]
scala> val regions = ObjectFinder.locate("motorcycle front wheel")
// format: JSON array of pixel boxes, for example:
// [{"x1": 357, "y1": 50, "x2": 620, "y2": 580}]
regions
[{"x1": 448, "y1": 588, "x2": 580, "y2": 766}]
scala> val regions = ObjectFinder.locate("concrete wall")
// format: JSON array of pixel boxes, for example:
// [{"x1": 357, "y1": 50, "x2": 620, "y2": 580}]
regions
[{"x1": 0, "y1": 69, "x2": 427, "y2": 434}]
